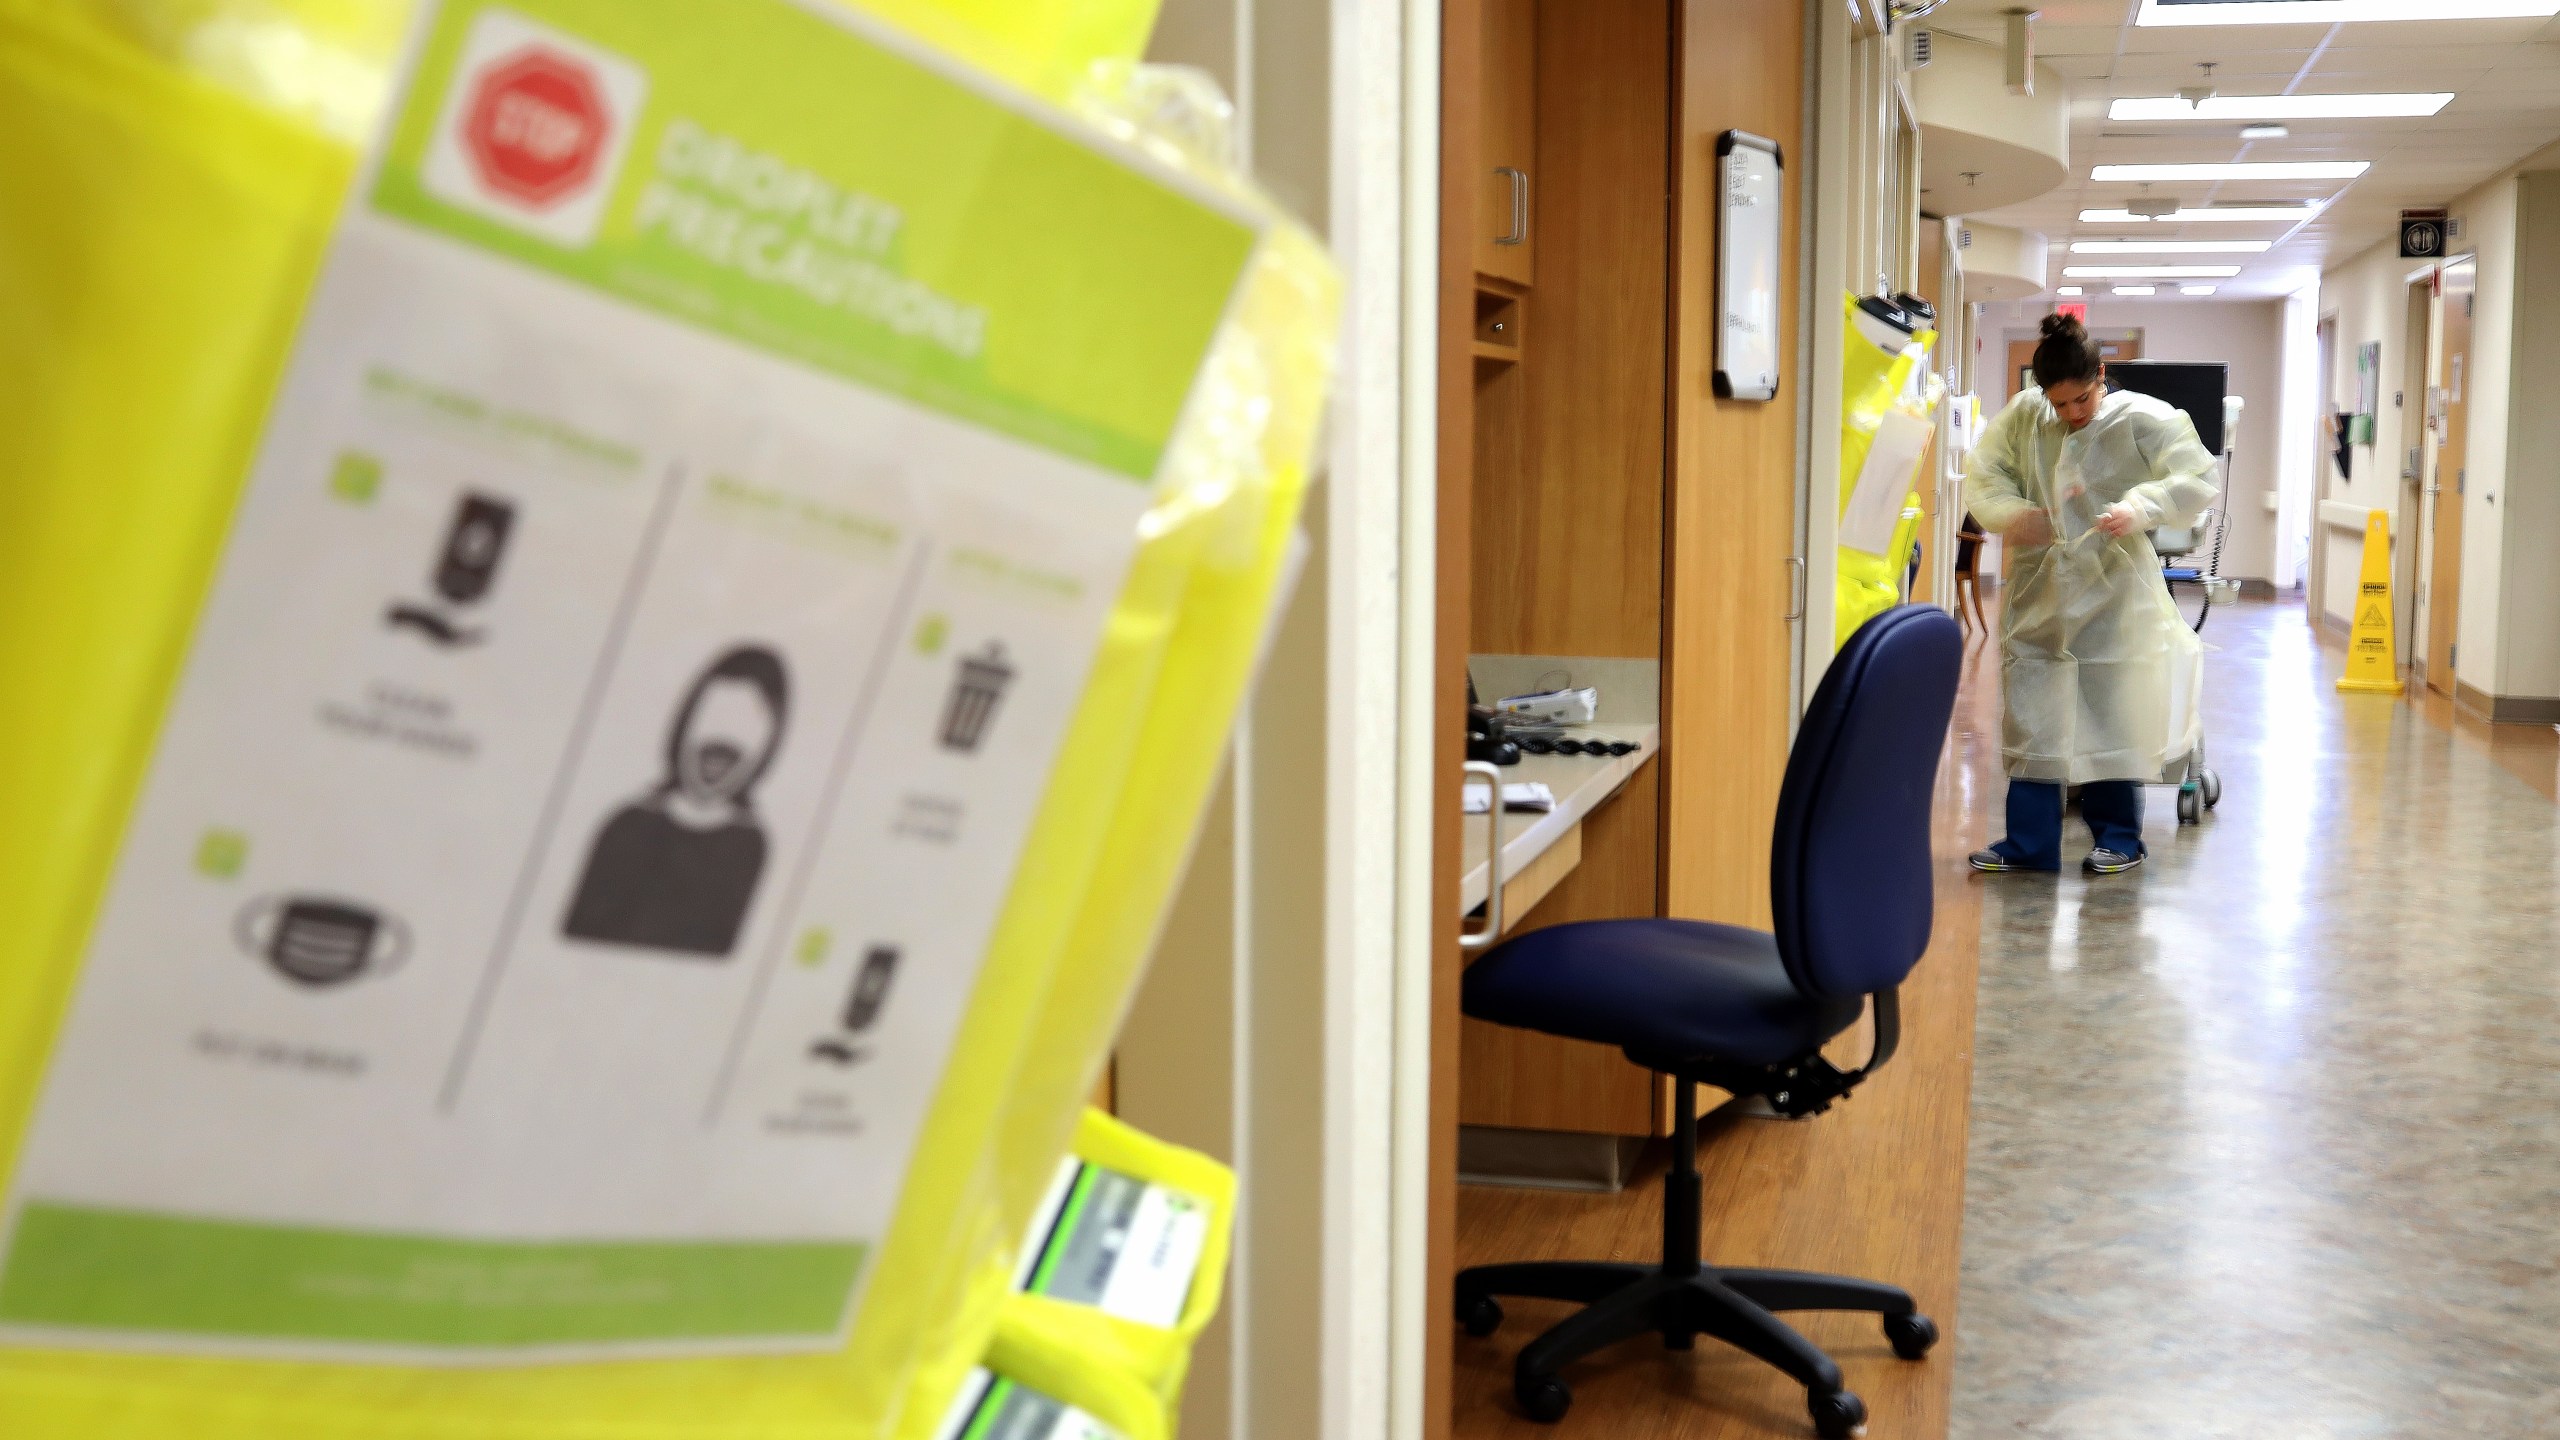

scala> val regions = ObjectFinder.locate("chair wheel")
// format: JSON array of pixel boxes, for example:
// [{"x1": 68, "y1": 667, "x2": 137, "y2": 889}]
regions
[
  {"x1": 1457, "y1": 1293, "x2": 1503, "y2": 1338},
  {"x1": 1884, "y1": 1311, "x2": 1939, "y2": 1360},
  {"x1": 2202, "y1": 769, "x2": 2222, "y2": 808},
  {"x1": 1516, "y1": 1373, "x2": 1572, "y2": 1424},
  {"x1": 1810, "y1": 1387, "x2": 1867, "y2": 1438},
  {"x1": 2177, "y1": 787, "x2": 2201, "y2": 825}
]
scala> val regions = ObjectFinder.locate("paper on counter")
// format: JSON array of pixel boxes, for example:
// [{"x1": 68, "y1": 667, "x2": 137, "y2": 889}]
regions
[{"x1": 1462, "y1": 781, "x2": 1557, "y2": 814}]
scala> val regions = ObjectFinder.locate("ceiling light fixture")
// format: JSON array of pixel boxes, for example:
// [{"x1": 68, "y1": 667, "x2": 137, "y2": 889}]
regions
[
  {"x1": 2081, "y1": 204, "x2": 2321, "y2": 224},
  {"x1": 2138, "y1": 0, "x2": 2560, "y2": 26},
  {"x1": 2065, "y1": 265, "x2": 2245, "y2": 278},
  {"x1": 2109, "y1": 93, "x2": 2452, "y2": 121},
  {"x1": 2071, "y1": 240, "x2": 2273, "y2": 254},
  {"x1": 2180, "y1": 285, "x2": 2221, "y2": 295},
  {"x1": 2240, "y1": 123, "x2": 2290, "y2": 140},
  {"x1": 2056, "y1": 286, "x2": 2085, "y2": 296},
  {"x1": 2093, "y1": 161, "x2": 2369, "y2": 182},
  {"x1": 2114, "y1": 286, "x2": 2159, "y2": 296}
]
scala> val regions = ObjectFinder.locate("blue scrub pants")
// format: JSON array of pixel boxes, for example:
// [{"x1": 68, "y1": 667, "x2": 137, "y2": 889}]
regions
[{"x1": 1993, "y1": 779, "x2": 2143, "y2": 870}]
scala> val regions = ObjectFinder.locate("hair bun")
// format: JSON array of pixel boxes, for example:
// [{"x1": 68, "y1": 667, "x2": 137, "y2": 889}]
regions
[{"x1": 2040, "y1": 312, "x2": 2087, "y2": 342}]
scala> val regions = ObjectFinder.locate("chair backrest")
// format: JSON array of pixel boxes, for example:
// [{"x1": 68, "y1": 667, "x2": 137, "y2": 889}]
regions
[{"x1": 1768, "y1": 604, "x2": 1963, "y2": 999}]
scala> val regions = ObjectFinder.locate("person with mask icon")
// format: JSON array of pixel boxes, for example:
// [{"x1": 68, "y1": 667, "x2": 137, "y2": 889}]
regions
[{"x1": 564, "y1": 645, "x2": 790, "y2": 957}]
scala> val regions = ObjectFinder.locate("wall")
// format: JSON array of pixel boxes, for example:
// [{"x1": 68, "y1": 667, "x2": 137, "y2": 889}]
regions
[
  {"x1": 2458, "y1": 175, "x2": 2517, "y2": 701},
  {"x1": 2501, "y1": 171, "x2": 2560, "y2": 706},
  {"x1": 1113, "y1": 1, "x2": 1415, "y2": 1437},
  {"x1": 2319, "y1": 139, "x2": 2560, "y2": 706},
  {"x1": 2312, "y1": 235, "x2": 2426, "y2": 629},
  {"x1": 1990, "y1": 299, "x2": 2289, "y2": 584}
]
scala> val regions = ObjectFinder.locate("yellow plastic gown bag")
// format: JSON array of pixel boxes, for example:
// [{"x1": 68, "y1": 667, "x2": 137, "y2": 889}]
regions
[
  {"x1": 0, "y1": 2, "x2": 1338, "y2": 1436},
  {"x1": 1834, "y1": 295, "x2": 1936, "y2": 648}
]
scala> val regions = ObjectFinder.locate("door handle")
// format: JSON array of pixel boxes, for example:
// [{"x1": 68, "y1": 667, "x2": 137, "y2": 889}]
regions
[
  {"x1": 1785, "y1": 556, "x2": 1807, "y2": 621},
  {"x1": 1494, "y1": 167, "x2": 1527, "y2": 246},
  {"x1": 1459, "y1": 761, "x2": 1506, "y2": 951}
]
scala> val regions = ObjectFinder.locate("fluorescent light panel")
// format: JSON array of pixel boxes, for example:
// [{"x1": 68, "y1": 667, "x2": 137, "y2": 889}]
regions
[
  {"x1": 2115, "y1": 286, "x2": 2159, "y2": 295},
  {"x1": 2181, "y1": 285, "x2": 2221, "y2": 295},
  {"x1": 2056, "y1": 286, "x2": 2086, "y2": 296},
  {"x1": 2138, "y1": 0, "x2": 2560, "y2": 24},
  {"x1": 2093, "y1": 162, "x2": 2369, "y2": 182},
  {"x1": 2081, "y1": 205, "x2": 2319, "y2": 224},
  {"x1": 2065, "y1": 265, "x2": 2245, "y2": 278},
  {"x1": 2110, "y1": 93, "x2": 2452, "y2": 121},
  {"x1": 2071, "y1": 240, "x2": 2273, "y2": 254}
]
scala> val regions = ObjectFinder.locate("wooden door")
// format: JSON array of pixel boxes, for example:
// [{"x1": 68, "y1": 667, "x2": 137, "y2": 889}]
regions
[
  {"x1": 1475, "y1": 0, "x2": 1535, "y2": 286},
  {"x1": 2428, "y1": 261, "x2": 2473, "y2": 697},
  {"x1": 1662, "y1": 0, "x2": 1805, "y2": 930},
  {"x1": 2007, "y1": 332, "x2": 2142, "y2": 400}
]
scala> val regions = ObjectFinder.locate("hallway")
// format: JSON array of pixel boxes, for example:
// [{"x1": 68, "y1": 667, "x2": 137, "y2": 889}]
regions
[{"x1": 1952, "y1": 599, "x2": 2560, "y2": 1437}]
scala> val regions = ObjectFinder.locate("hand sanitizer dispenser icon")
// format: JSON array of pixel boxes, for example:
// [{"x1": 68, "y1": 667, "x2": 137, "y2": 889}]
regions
[{"x1": 387, "y1": 491, "x2": 516, "y2": 647}]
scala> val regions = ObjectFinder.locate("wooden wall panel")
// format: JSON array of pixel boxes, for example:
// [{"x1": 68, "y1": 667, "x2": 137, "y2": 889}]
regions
[
  {"x1": 1468, "y1": 0, "x2": 1671, "y2": 661},
  {"x1": 1429, "y1": 1, "x2": 1485, "y2": 1434},
  {"x1": 1661, "y1": 0, "x2": 1806, "y2": 930}
]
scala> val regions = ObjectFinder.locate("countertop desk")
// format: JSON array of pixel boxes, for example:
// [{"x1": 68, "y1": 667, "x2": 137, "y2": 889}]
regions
[
  {"x1": 1456, "y1": 654, "x2": 1660, "y2": 939},
  {"x1": 1458, "y1": 728, "x2": 1660, "y2": 928}
]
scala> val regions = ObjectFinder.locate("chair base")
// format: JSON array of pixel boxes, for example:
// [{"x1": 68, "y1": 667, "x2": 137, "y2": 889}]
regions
[{"x1": 1455, "y1": 1260, "x2": 1936, "y2": 1436}]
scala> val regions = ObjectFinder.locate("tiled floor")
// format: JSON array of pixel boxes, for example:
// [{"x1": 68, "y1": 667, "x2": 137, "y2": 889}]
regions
[{"x1": 1952, "y1": 600, "x2": 2560, "y2": 1438}]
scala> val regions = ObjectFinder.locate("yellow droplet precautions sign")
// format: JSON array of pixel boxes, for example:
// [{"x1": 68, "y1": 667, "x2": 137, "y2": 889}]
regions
[{"x1": 2338, "y1": 510, "x2": 2403, "y2": 695}]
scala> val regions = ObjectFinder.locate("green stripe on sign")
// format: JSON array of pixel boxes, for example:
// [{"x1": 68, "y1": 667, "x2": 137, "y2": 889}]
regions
[
  {"x1": 1025, "y1": 1163, "x2": 1099, "y2": 1297},
  {"x1": 372, "y1": 0, "x2": 1257, "y2": 481},
  {"x1": 0, "y1": 1203, "x2": 864, "y2": 1348}
]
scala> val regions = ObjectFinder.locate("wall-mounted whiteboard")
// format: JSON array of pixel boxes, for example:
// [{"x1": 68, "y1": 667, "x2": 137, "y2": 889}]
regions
[{"x1": 1714, "y1": 130, "x2": 1784, "y2": 403}]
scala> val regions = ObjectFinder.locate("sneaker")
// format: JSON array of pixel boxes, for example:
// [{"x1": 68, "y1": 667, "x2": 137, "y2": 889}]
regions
[
  {"x1": 2083, "y1": 847, "x2": 2145, "y2": 875},
  {"x1": 1969, "y1": 849, "x2": 2035, "y2": 873}
]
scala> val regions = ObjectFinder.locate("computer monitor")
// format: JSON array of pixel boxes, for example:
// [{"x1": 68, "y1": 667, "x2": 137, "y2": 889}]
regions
[{"x1": 2105, "y1": 360, "x2": 2229, "y2": 455}]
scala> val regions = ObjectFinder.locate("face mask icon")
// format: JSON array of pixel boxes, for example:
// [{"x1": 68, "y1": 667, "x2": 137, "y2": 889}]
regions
[{"x1": 236, "y1": 895, "x2": 410, "y2": 988}]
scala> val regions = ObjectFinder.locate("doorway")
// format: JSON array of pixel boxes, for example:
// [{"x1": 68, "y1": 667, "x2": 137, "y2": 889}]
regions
[
  {"x1": 2396, "y1": 280, "x2": 2429, "y2": 671},
  {"x1": 2007, "y1": 330, "x2": 2142, "y2": 401},
  {"x1": 2425, "y1": 258, "x2": 2475, "y2": 698}
]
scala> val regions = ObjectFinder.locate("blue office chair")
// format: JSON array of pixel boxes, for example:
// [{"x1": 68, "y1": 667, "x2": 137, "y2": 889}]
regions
[{"x1": 1455, "y1": 604, "x2": 1963, "y2": 1437}]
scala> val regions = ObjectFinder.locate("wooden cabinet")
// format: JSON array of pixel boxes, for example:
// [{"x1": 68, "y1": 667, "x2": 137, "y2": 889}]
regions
[
  {"x1": 1451, "y1": 0, "x2": 1809, "y2": 1147},
  {"x1": 1457, "y1": 0, "x2": 1670, "y2": 1140},
  {"x1": 1475, "y1": 0, "x2": 1536, "y2": 286}
]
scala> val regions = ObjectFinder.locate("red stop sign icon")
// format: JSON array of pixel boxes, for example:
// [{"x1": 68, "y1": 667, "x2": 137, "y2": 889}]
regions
[{"x1": 460, "y1": 48, "x2": 609, "y2": 209}]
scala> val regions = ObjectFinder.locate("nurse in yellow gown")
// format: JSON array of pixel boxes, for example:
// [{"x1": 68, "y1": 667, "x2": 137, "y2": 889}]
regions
[{"x1": 1963, "y1": 314, "x2": 2217, "y2": 876}]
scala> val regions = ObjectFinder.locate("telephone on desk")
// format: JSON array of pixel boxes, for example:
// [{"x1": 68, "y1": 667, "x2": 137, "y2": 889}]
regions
[
  {"x1": 1466, "y1": 676, "x2": 1521, "y2": 766},
  {"x1": 1466, "y1": 676, "x2": 1637, "y2": 764}
]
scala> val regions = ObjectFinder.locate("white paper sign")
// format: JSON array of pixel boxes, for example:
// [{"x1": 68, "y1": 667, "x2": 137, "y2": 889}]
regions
[
  {"x1": 0, "y1": 0, "x2": 1258, "y2": 1366},
  {"x1": 1714, "y1": 131, "x2": 1784, "y2": 402},
  {"x1": 1843, "y1": 409, "x2": 1932, "y2": 556}
]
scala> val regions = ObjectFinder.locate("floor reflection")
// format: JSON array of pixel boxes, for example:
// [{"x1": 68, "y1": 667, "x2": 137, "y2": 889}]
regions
[{"x1": 1953, "y1": 599, "x2": 2560, "y2": 1438}]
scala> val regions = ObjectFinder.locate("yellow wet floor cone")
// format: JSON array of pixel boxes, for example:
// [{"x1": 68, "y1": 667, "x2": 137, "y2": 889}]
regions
[{"x1": 2338, "y1": 510, "x2": 2403, "y2": 695}]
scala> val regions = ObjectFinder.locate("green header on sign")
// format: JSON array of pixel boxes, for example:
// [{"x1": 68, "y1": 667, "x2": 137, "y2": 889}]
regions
[
  {"x1": 372, "y1": 0, "x2": 1257, "y2": 480},
  {"x1": 0, "y1": 1203, "x2": 864, "y2": 1348}
]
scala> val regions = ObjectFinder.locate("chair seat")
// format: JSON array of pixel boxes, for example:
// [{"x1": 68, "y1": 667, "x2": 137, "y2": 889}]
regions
[{"x1": 1462, "y1": 918, "x2": 1866, "y2": 1069}]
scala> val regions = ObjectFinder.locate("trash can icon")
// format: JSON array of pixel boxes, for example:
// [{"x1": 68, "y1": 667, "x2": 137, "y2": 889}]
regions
[{"x1": 939, "y1": 642, "x2": 1014, "y2": 752}]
